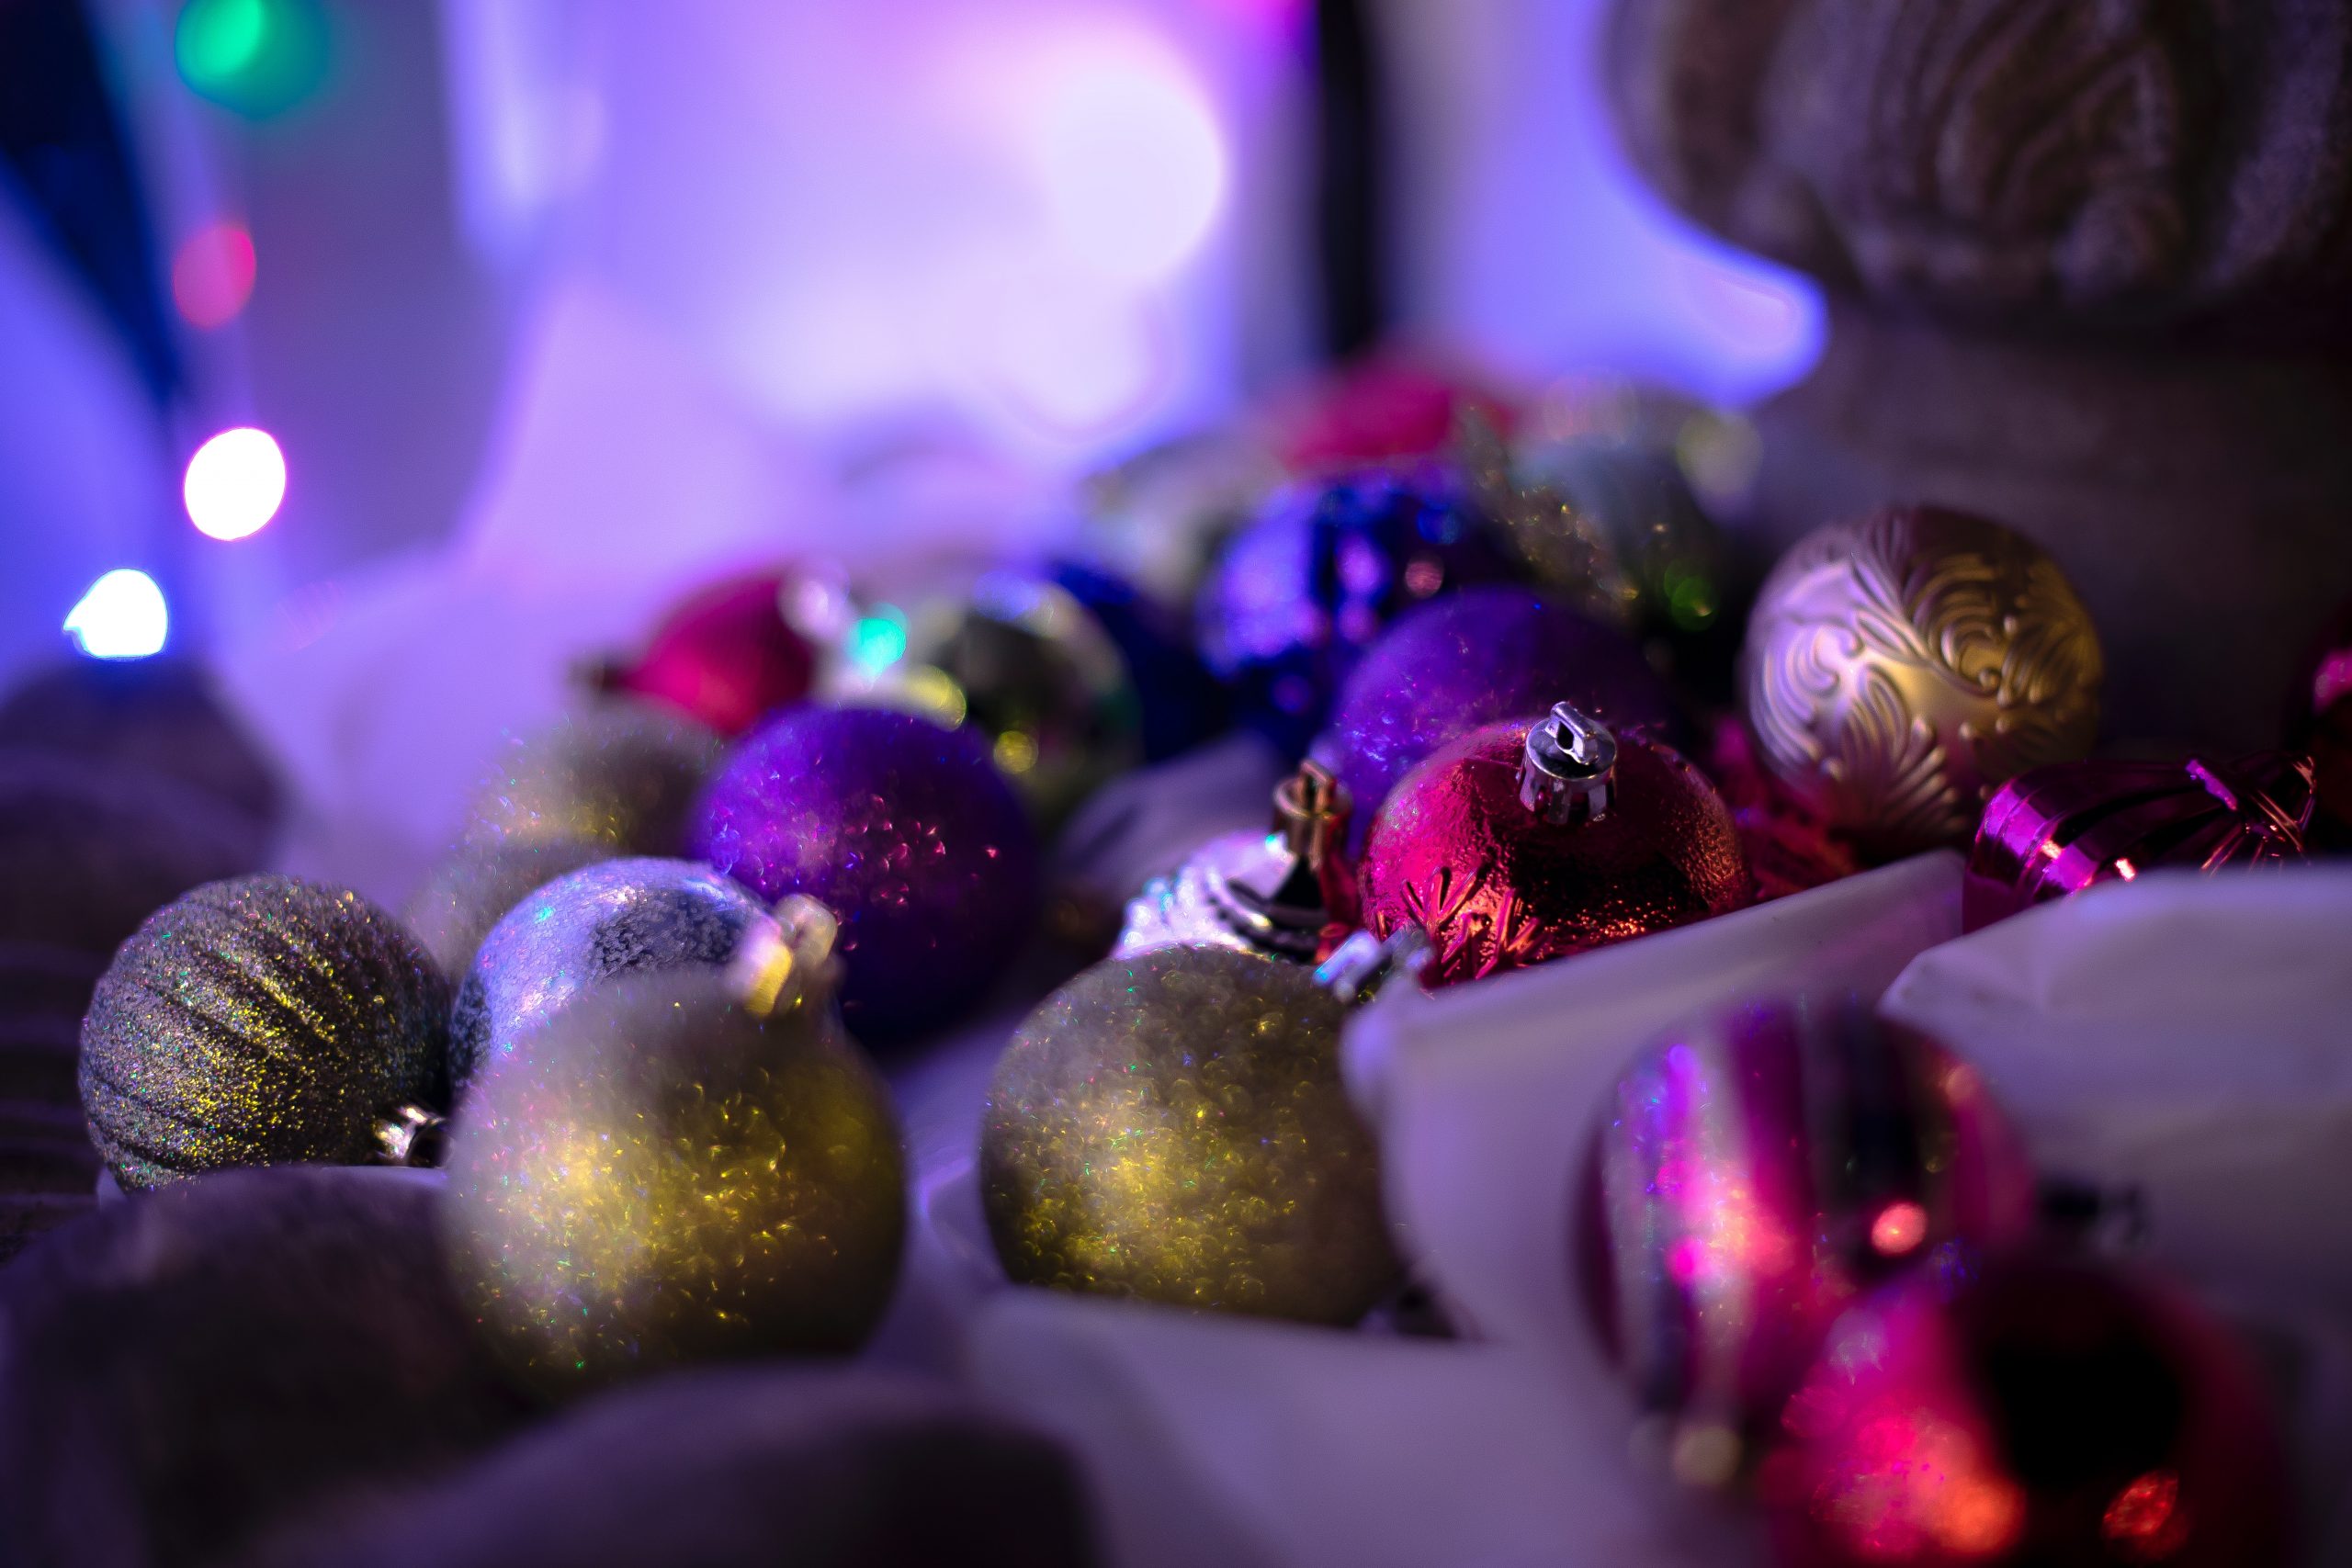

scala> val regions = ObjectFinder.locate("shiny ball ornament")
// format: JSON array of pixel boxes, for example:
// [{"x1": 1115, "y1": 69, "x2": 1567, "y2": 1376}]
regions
[
  {"x1": 1964, "y1": 750, "x2": 2316, "y2": 931},
  {"x1": 1196, "y1": 465, "x2": 1521, "y2": 757},
  {"x1": 1761, "y1": 1254, "x2": 2290, "y2": 1567},
  {"x1": 401, "y1": 838, "x2": 615, "y2": 979},
  {"x1": 79, "y1": 874, "x2": 450, "y2": 1190},
  {"x1": 1261, "y1": 349, "x2": 1518, "y2": 471},
  {"x1": 444, "y1": 914, "x2": 906, "y2": 1398},
  {"x1": 463, "y1": 701, "x2": 725, "y2": 857},
  {"x1": 595, "y1": 570, "x2": 815, "y2": 739},
  {"x1": 1578, "y1": 999, "x2": 2036, "y2": 1486},
  {"x1": 981, "y1": 943, "x2": 1401, "y2": 1324},
  {"x1": 1360, "y1": 705, "x2": 1749, "y2": 987},
  {"x1": 692, "y1": 705, "x2": 1039, "y2": 1040},
  {"x1": 1313, "y1": 584, "x2": 1683, "y2": 850},
  {"x1": 1117, "y1": 761, "x2": 1355, "y2": 963},
  {"x1": 1744, "y1": 507, "x2": 2104, "y2": 860},
  {"x1": 826, "y1": 568, "x2": 1141, "y2": 829},
  {"x1": 1050, "y1": 560, "x2": 1228, "y2": 762},
  {"x1": 450, "y1": 857, "x2": 769, "y2": 1092}
]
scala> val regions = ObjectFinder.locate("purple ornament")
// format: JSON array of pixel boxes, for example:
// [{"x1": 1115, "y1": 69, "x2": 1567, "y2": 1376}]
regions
[
  {"x1": 1313, "y1": 585, "x2": 1682, "y2": 847},
  {"x1": 692, "y1": 706, "x2": 1039, "y2": 1039}
]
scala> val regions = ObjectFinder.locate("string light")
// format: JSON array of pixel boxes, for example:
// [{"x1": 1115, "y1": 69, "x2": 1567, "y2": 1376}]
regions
[
  {"x1": 185, "y1": 427, "x2": 287, "y2": 541},
  {"x1": 63, "y1": 570, "x2": 169, "y2": 660}
]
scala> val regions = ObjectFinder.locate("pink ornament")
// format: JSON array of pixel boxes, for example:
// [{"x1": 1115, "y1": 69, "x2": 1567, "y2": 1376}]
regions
[{"x1": 603, "y1": 571, "x2": 815, "y2": 739}]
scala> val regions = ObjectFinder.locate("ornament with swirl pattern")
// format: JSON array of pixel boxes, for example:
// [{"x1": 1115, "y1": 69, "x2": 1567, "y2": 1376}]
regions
[{"x1": 1743, "y1": 507, "x2": 2103, "y2": 860}]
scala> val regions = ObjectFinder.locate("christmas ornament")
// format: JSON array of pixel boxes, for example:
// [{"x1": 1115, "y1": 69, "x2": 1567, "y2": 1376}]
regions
[
  {"x1": 1050, "y1": 560, "x2": 1228, "y2": 762},
  {"x1": 444, "y1": 900, "x2": 905, "y2": 1397},
  {"x1": 1312, "y1": 584, "x2": 1682, "y2": 848},
  {"x1": 1115, "y1": 760, "x2": 1355, "y2": 963},
  {"x1": 79, "y1": 874, "x2": 450, "y2": 1190},
  {"x1": 1964, "y1": 750, "x2": 2316, "y2": 931},
  {"x1": 1707, "y1": 716, "x2": 1861, "y2": 902},
  {"x1": 400, "y1": 838, "x2": 615, "y2": 979},
  {"x1": 1761, "y1": 1253, "x2": 2289, "y2": 1567},
  {"x1": 2289, "y1": 593, "x2": 2352, "y2": 852},
  {"x1": 0, "y1": 655, "x2": 282, "y2": 829},
  {"x1": 463, "y1": 701, "x2": 724, "y2": 857},
  {"x1": 593, "y1": 570, "x2": 815, "y2": 739},
  {"x1": 1744, "y1": 507, "x2": 2104, "y2": 859},
  {"x1": 980, "y1": 940, "x2": 1413, "y2": 1325},
  {"x1": 692, "y1": 705, "x2": 1040, "y2": 1040},
  {"x1": 1197, "y1": 465, "x2": 1521, "y2": 755},
  {"x1": 824, "y1": 569, "x2": 1141, "y2": 829},
  {"x1": 449, "y1": 856, "x2": 769, "y2": 1091},
  {"x1": 1359, "y1": 704, "x2": 1748, "y2": 987},
  {"x1": 1578, "y1": 999, "x2": 2035, "y2": 1487},
  {"x1": 1261, "y1": 349, "x2": 1517, "y2": 471},
  {"x1": 1076, "y1": 427, "x2": 1283, "y2": 605}
]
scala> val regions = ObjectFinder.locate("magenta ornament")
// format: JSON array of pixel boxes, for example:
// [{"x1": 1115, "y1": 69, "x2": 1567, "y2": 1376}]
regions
[
  {"x1": 1963, "y1": 750, "x2": 2315, "y2": 932},
  {"x1": 691, "y1": 706, "x2": 1039, "y2": 1039}
]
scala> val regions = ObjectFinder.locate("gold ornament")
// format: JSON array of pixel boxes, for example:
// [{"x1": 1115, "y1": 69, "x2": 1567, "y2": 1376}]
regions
[
  {"x1": 399, "y1": 838, "x2": 613, "y2": 977},
  {"x1": 461, "y1": 700, "x2": 723, "y2": 857},
  {"x1": 980, "y1": 943, "x2": 1402, "y2": 1325},
  {"x1": 1743, "y1": 506, "x2": 2102, "y2": 857},
  {"x1": 441, "y1": 901, "x2": 906, "y2": 1397}
]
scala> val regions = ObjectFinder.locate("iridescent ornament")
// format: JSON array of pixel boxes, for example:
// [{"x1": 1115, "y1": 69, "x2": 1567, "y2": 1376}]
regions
[
  {"x1": 1116, "y1": 761, "x2": 1355, "y2": 963},
  {"x1": 1744, "y1": 507, "x2": 2104, "y2": 860},
  {"x1": 400, "y1": 838, "x2": 616, "y2": 979},
  {"x1": 1964, "y1": 750, "x2": 2316, "y2": 931},
  {"x1": 444, "y1": 901, "x2": 905, "y2": 1397},
  {"x1": 692, "y1": 705, "x2": 1039, "y2": 1040},
  {"x1": 594, "y1": 570, "x2": 815, "y2": 739},
  {"x1": 461, "y1": 701, "x2": 725, "y2": 857},
  {"x1": 980, "y1": 939, "x2": 1416, "y2": 1324},
  {"x1": 79, "y1": 874, "x2": 450, "y2": 1190},
  {"x1": 825, "y1": 569, "x2": 1141, "y2": 829},
  {"x1": 1762, "y1": 1254, "x2": 2289, "y2": 1567},
  {"x1": 450, "y1": 857, "x2": 769, "y2": 1091},
  {"x1": 1196, "y1": 466, "x2": 1521, "y2": 756},
  {"x1": 1312, "y1": 584, "x2": 1682, "y2": 849},
  {"x1": 1577, "y1": 998, "x2": 2035, "y2": 1488},
  {"x1": 1359, "y1": 704, "x2": 1749, "y2": 987}
]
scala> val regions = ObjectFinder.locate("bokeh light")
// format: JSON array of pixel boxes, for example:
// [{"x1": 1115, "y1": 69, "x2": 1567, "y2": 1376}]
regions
[
  {"x1": 171, "y1": 221, "x2": 256, "y2": 330},
  {"x1": 63, "y1": 570, "x2": 169, "y2": 660},
  {"x1": 175, "y1": 0, "x2": 327, "y2": 118},
  {"x1": 1869, "y1": 1201, "x2": 1928, "y2": 1257},
  {"x1": 1024, "y1": 39, "x2": 1227, "y2": 285},
  {"x1": 184, "y1": 426, "x2": 288, "y2": 540}
]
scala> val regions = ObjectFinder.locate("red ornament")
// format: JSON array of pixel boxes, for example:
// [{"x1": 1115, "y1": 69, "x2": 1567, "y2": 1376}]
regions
[
  {"x1": 1963, "y1": 750, "x2": 2315, "y2": 932},
  {"x1": 600, "y1": 571, "x2": 815, "y2": 739},
  {"x1": 1760, "y1": 1252, "x2": 2290, "y2": 1568},
  {"x1": 1358, "y1": 703, "x2": 1749, "y2": 987},
  {"x1": 1709, "y1": 715, "x2": 1860, "y2": 902},
  {"x1": 1261, "y1": 350, "x2": 1519, "y2": 472}
]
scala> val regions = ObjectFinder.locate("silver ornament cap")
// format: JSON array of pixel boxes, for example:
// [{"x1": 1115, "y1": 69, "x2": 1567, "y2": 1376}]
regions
[{"x1": 1519, "y1": 702, "x2": 1618, "y2": 827}]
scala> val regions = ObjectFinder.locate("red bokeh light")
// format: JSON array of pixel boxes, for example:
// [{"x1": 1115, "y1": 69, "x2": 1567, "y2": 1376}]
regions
[{"x1": 171, "y1": 221, "x2": 257, "y2": 331}]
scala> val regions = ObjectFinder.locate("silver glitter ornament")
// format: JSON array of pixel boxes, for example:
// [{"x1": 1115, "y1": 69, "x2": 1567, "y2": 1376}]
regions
[
  {"x1": 449, "y1": 857, "x2": 770, "y2": 1092},
  {"x1": 1115, "y1": 761, "x2": 1355, "y2": 964},
  {"x1": 461, "y1": 701, "x2": 724, "y2": 857},
  {"x1": 444, "y1": 902, "x2": 906, "y2": 1397},
  {"x1": 401, "y1": 839, "x2": 615, "y2": 978},
  {"x1": 78, "y1": 874, "x2": 450, "y2": 1190}
]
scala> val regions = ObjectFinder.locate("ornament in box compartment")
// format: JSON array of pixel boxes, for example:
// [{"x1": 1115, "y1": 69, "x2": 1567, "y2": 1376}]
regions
[
  {"x1": 462, "y1": 702, "x2": 724, "y2": 858},
  {"x1": 592, "y1": 569, "x2": 815, "y2": 739},
  {"x1": 1116, "y1": 760, "x2": 1355, "y2": 964}
]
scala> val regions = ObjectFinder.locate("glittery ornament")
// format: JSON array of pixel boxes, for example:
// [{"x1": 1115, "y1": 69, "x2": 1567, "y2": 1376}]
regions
[
  {"x1": 400, "y1": 839, "x2": 616, "y2": 979},
  {"x1": 1708, "y1": 716, "x2": 1861, "y2": 902},
  {"x1": 444, "y1": 904, "x2": 905, "y2": 1397},
  {"x1": 980, "y1": 943, "x2": 1402, "y2": 1324},
  {"x1": 450, "y1": 857, "x2": 769, "y2": 1091},
  {"x1": 595, "y1": 570, "x2": 815, "y2": 739},
  {"x1": 693, "y1": 705, "x2": 1040, "y2": 1040},
  {"x1": 1312, "y1": 584, "x2": 1682, "y2": 848},
  {"x1": 462, "y1": 702, "x2": 725, "y2": 857},
  {"x1": 1050, "y1": 560, "x2": 1228, "y2": 762},
  {"x1": 1964, "y1": 751, "x2": 2316, "y2": 931},
  {"x1": 825, "y1": 570, "x2": 1140, "y2": 829},
  {"x1": 1577, "y1": 999, "x2": 2035, "y2": 1488},
  {"x1": 1196, "y1": 465, "x2": 1521, "y2": 756},
  {"x1": 79, "y1": 874, "x2": 450, "y2": 1190},
  {"x1": 1116, "y1": 761, "x2": 1355, "y2": 963},
  {"x1": 1761, "y1": 1253, "x2": 2289, "y2": 1568},
  {"x1": 1744, "y1": 507, "x2": 2104, "y2": 860},
  {"x1": 1360, "y1": 704, "x2": 1749, "y2": 987}
]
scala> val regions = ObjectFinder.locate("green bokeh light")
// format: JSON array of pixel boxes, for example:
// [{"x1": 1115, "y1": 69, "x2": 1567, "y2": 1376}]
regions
[
  {"x1": 176, "y1": 0, "x2": 268, "y2": 88},
  {"x1": 174, "y1": 0, "x2": 327, "y2": 118},
  {"x1": 848, "y1": 608, "x2": 910, "y2": 673}
]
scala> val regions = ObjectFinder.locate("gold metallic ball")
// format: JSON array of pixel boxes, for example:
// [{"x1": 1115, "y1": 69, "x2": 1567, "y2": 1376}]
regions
[
  {"x1": 1744, "y1": 506, "x2": 2103, "y2": 858},
  {"x1": 980, "y1": 945, "x2": 1400, "y2": 1325},
  {"x1": 442, "y1": 968, "x2": 906, "y2": 1398},
  {"x1": 461, "y1": 700, "x2": 724, "y2": 857}
]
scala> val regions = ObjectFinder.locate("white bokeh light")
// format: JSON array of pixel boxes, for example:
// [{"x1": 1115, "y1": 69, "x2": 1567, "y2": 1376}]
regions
[
  {"x1": 1025, "y1": 39, "x2": 1227, "y2": 286},
  {"x1": 62, "y1": 569, "x2": 168, "y2": 659},
  {"x1": 184, "y1": 426, "x2": 288, "y2": 540}
]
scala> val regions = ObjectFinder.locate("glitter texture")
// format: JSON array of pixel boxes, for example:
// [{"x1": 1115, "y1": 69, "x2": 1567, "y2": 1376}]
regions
[
  {"x1": 1360, "y1": 718, "x2": 1750, "y2": 986},
  {"x1": 462, "y1": 701, "x2": 725, "y2": 856},
  {"x1": 449, "y1": 857, "x2": 768, "y2": 1090},
  {"x1": 78, "y1": 874, "x2": 450, "y2": 1190},
  {"x1": 443, "y1": 969, "x2": 906, "y2": 1398},
  {"x1": 980, "y1": 945, "x2": 1399, "y2": 1325},
  {"x1": 692, "y1": 705, "x2": 1040, "y2": 1040},
  {"x1": 400, "y1": 839, "x2": 615, "y2": 977}
]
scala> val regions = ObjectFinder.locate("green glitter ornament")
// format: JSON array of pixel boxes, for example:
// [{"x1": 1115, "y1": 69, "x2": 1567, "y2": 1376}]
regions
[{"x1": 78, "y1": 874, "x2": 451, "y2": 1190}]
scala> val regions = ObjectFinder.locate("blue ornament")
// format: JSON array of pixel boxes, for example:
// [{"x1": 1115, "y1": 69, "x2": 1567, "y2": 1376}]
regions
[
  {"x1": 449, "y1": 857, "x2": 768, "y2": 1090},
  {"x1": 1050, "y1": 559, "x2": 1228, "y2": 761}
]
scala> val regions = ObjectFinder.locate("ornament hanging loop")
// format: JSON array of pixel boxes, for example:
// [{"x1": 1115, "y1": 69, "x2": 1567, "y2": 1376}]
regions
[
  {"x1": 1316, "y1": 925, "x2": 1431, "y2": 1005},
  {"x1": 729, "y1": 896, "x2": 843, "y2": 1019},
  {"x1": 373, "y1": 1104, "x2": 448, "y2": 1168},
  {"x1": 1520, "y1": 702, "x2": 1618, "y2": 826}
]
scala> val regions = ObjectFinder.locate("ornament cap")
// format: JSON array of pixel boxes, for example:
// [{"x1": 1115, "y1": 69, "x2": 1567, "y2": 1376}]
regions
[
  {"x1": 374, "y1": 1103, "x2": 448, "y2": 1168},
  {"x1": 1315, "y1": 925, "x2": 1431, "y2": 1004},
  {"x1": 729, "y1": 896, "x2": 843, "y2": 1019},
  {"x1": 1520, "y1": 702, "x2": 1618, "y2": 826}
]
